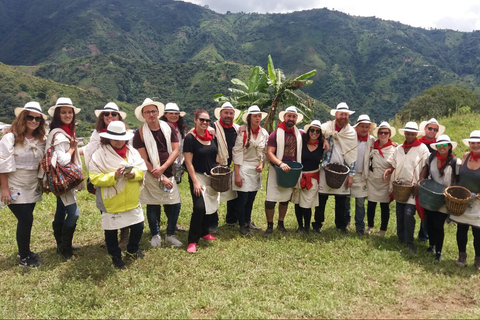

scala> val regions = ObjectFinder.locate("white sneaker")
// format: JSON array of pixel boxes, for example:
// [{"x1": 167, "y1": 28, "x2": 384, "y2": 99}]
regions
[
  {"x1": 150, "y1": 234, "x2": 162, "y2": 247},
  {"x1": 165, "y1": 234, "x2": 183, "y2": 247},
  {"x1": 365, "y1": 227, "x2": 373, "y2": 235}
]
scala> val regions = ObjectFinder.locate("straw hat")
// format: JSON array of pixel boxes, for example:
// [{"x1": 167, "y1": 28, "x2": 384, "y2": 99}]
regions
[
  {"x1": 242, "y1": 105, "x2": 267, "y2": 123},
  {"x1": 398, "y1": 122, "x2": 422, "y2": 136},
  {"x1": 278, "y1": 106, "x2": 303, "y2": 124},
  {"x1": 304, "y1": 120, "x2": 322, "y2": 133},
  {"x1": 462, "y1": 130, "x2": 480, "y2": 146},
  {"x1": 353, "y1": 114, "x2": 377, "y2": 130},
  {"x1": 94, "y1": 102, "x2": 127, "y2": 119},
  {"x1": 214, "y1": 102, "x2": 241, "y2": 121},
  {"x1": 164, "y1": 102, "x2": 186, "y2": 117},
  {"x1": 430, "y1": 134, "x2": 457, "y2": 151},
  {"x1": 419, "y1": 118, "x2": 445, "y2": 138},
  {"x1": 135, "y1": 98, "x2": 165, "y2": 122},
  {"x1": 330, "y1": 102, "x2": 355, "y2": 116},
  {"x1": 372, "y1": 121, "x2": 396, "y2": 138},
  {"x1": 98, "y1": 121, "x2": 134, "y2": 141},
  {"x1": 14, "y1": 101, "x2": 47, "y2": 119},
  {"x1": 48, "y1": 97, "x2": 81, "y2": 117}
]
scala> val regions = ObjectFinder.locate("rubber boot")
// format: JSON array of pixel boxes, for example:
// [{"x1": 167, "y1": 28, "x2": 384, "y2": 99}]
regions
[
  {"x1": 118, "y1": 227, "x2": 129, "y2": 247},
  {"x1": 52, "y1": 222, "x2": 63, "y2": 253},
  {"x1": 61, "y1": 225, "x2": 77, "y2": 260}
]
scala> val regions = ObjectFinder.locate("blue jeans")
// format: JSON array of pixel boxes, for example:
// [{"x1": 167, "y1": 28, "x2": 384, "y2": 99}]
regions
[
  {"x1": 396, "y1": 202, "x2": 416, "y2": 247},
  {"x1": 53, "y1": 197, "x2": 79, "y2": 227},
  {"x1": 146, "y1": 203, "x2": 180, "y2": 236},
  {"x1": 354, "y1": 197, "x2": 366, "y2": 231}
]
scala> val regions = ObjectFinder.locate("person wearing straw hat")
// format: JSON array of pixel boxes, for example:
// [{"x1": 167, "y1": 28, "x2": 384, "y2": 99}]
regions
[
  {"x1": 209, "y1": 102, "x2": 241, "y2": 233},
  {"x1": 419, "y1": 118, "x2": 445, "y2": 153},
  {"x1": 231, "y1": 105, "x2": 269, "y2": 235},
  {"x1": 132, "y1": 98, "x2": 182, "y2": 248},
  {"x1": 0, "y1": 102, "x2": 47, "y2": 267},
  {"x1": 418, "y1": 134, "x2": 460, "y2": 262},
  {"x1": 350, "y1": 114, "x2": 376, "y2": 235},
  {"x1": 367, "y1": 122, "x2": 396, "y2": 237},
  {"x1": 89, "y1": 121, "x2": 147, "y2": 269},
  {"x1": 264, "y1": 106, "x2": 303, "y2": 236},
  {"x1": 450, "y1": 130, "x2": 480, "y2": 270},
  {"x1": 291, "y1": 120, "x2": 325, "y2": 234},
  {"x1": 314, "y1": 102, "x2": 357, "y2": 234},
  {"x1": 383, "y1": 121, "x2": 429, "y2": 253},
  {"x1": 45, "y1": 97, "x2": 84, "y2": 260}
]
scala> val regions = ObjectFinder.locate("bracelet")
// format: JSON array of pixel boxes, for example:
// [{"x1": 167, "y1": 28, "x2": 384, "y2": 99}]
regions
[{"x1": 279, "y1": 162, "x2": 283, "y2": 166}]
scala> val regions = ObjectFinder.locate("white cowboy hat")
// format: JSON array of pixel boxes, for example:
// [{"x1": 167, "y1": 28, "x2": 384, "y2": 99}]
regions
[
  {"x1": 135, "y1": 98, "x2": 165, "y2": 122},
  {"x1": 214, "y1": 102, "x2": 241, "y2": 121},
  {"x1": 430, "y1": 134, "x2": 457, "y2": 151},
  {"x1": 48, "y1": 97, "x2": 81, "y2": 117},
  {"x1": 98, "y1": 121, "x2": 134, "y2": 141},
  {"x1": 14, "y1": 101, "x2": 47, "y2": 119},
  {"x1": 164, "y1": 102, "x2": 186, "y2": 117},
  {"x1": 94, "y1": 102, "x2": 127, "y2": 119},
  {"x1": 242, "y1": 105, "x2": 267, "y2": 123},
  {"x1": 462, "y1": 130, "x2": 480, "y2": 146},
  {"x1": 304, "y1": 120, "x2": 322, "y2": 133},
  {"x1": 330, "y1": 102, "x2": 355, "y2": 117},
  {"x1": 278, "y1": 106, "x2": 304, "y2": 124},
  {"x1": 419, "y1": 118, "x2": 445, "y2": 138},
  {"x1": 353, "y1": 114, "x2": 377, "y2": 130},
  {"x1": 372, "y1": 121, "x2": 396, "y2": 138},
  {"x1": 398, "y1": 122, "x2": 422, "y2": 136}
]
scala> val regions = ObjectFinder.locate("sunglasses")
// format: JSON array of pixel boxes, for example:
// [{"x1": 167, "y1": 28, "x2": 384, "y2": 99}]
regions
[
  {"x1": 378, "y1": 131, "x2": 390, "y2": 135},
  {"x1": 427, "y1": 127, "x2": 439, "y2": 132},
  {"x1": 198, "y1": 118, "x2": 211, "y2": 123},
  {"x1": 309, "y1": 128, "x2": 321, "y2": 134},
  {"x1": 103, "y1": 111, "x2": 119, "y2": 117},
  {"x1": 436, "y1": 143, "x2": 448, "y2": 148},
  {"x1": 26, "y1": 115, "x2": 43, "y2": 122}
]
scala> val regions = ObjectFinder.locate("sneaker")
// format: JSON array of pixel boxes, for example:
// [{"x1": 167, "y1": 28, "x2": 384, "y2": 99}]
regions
[
  {"x1": 426, "y1": 246, "x2": 435, "y2": 253},
  {"x1": 150, "y1": 234, "x2": 162, "y2": 248},
  {"x1": 208, "y1": 226, "x2": 218, "y2": 234},
  {"x1": 435, "y1": 253, "x2": 442, "y2": 262},
  {"x1": 201, "y1": 234, "x2": 216, "y2": 241},
  {"x1": 19, "y1": 255, "x2": 42, "y2": 268},
  {"x1": 186, "y1": 243, "x2": 197, "y2": 253},
  {"x1": 277, "y1": 225, "x2": 288, "y2": 234},
  {"x1": 175, "y1": 224, "x2": 186, "y2": 232},
  {"x1": 225, "y1": 222, "x2": 237, "y2": 227},
  {"x1": 239, "y1": 226, "x2": 252, "y2": 236},
  {"x1": 263, "y1": 227, "x2": 273, "y2": 237},
  {"x1": 112, "y1": 256, "x2": 126, "y2": 270},
  {"x1": 248, "y1": 221, "x2": 262, "y2": 230},
  {"x1": 374, "y1": 230, "x2": 386, "y2": 237},
  {"x1": 312, "y1": 227, "x2": 321, "y2": 234},
  {"x1": 365, "y1": 227, "x2": 373, "y2": 235},
  {"x1": 17, "y1": 251, "x2": 39, "y2": 259},
  {"x1": 125, "y1": 250, "x2": 145, "y2": 260},
  {"x1": 165, "y1": 234, "x2": 183, "y2": 247}
]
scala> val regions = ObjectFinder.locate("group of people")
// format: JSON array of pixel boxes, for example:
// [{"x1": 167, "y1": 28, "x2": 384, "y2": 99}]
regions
[{"x1": 1, "y1": 98, "x2": 480, "y2": 271}]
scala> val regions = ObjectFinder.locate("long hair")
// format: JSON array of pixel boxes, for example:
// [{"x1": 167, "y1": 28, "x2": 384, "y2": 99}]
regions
[
  {"x1": 49, "y1": 107, "x2": 76, "y2": 132},
  {"x1": 437, "y1": 147, "x2": 454, "y2": 177},
  {"x1": 95, "y1": 112, "x2": 126, "y2": 132},
  {"x1": 6, "y1": 110, "x2": 46, "y2": 145},
  {"x1": 303, "y1": 126, "x2": 323, "y2": 145},
  {"x1": 160, "y1": 114, "x2": 187, "y2": 139}
]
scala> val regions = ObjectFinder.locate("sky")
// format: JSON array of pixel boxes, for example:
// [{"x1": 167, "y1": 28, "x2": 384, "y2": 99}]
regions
[{"x1": 181, "y1": 0, "x2": 480, "y2": 32}]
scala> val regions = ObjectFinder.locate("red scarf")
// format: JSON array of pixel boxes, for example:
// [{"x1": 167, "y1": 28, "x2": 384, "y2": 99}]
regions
[
  {"x1": 99, "y1": 128, "x2": 107, "y2": 133},
  {"x1": 193, "y1": 128, "x2": 213, "y2": 141},
  {"x1": 335, "y1": 124, "x2": 342, "y2": 132},
  {"x1": 419, "y1": 136, "x2": 435, "y2": 145},
  {"x1": 113, "y1": 144, "x2": 127, "y2": 159},
  {"x1": 219, "y1": 119, "x2": 233, "y2": 129},
  {"x1": 60, "y1": 123, "x2": 75, "y2": 137},
  {"x1": 470, "y1": 152, "x2": 480, "y2": 162},
  {"x1": 307, "y1": 139, "x2": 319, "y2": 145},
  {"x1": 357, "y1": 134, "x2": 368, "y2": 142},
  {"x1": 373, "y1": 139, "x2": 393, "y2": 157},
  {"x1": 278, "y1": 121, "x2": 294, "y2": 133},
  {"x1": 402, "y1": 138, "x2": 422, "y2": 150},
  {"x1": 436, "y1": 152, "x2": 448, "y2": 167},
  {"x1": 243, "y1": 126, "x2": 261, "y2": 146}
]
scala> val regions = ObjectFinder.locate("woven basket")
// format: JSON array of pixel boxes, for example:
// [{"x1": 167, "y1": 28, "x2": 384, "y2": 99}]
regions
[
  {"x1": 324, "y1": 163, "x2": 350, "y2": 189},
  {"x1": 444, "y1": 186, "x2": 472, "y2": 216},
  {"x1": 210, "y1": 166, "x2": 232, "y2": 193},
  {"x1": 418, "y1": 179, "x2": 446, "y2": 211},
  {"x1": 392, "y1": 181, "x2": 414, "y2": 203}
]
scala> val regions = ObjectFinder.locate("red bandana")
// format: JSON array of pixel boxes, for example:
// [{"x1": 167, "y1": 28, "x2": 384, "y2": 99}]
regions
[
  {"x1": 113, "y1": 144, "x2": 127, "y2": 159},
  {"x1": 219, "y1": 119, "x2": 233, "y2": 129},
  {"x1": 99, "y1": 128, "x2": 107, "y2": 133},
  {"x1": 402, "y1": 138, "x2": 422, "y2": 150},
  {"x1": 308, "y1": 140, "x2": 319, "y2": 145},
  {"x1": 470, "y1": 152, "x2": 480, "y2": 162},
  {"x1": 419, "y1": 136, "x2": 436, "y2": 145},
  {"x1": 357, "y1": 134, "x2": 368, "y2": 142},
  {"x1": 193, "y1": 128, "x2": 213, "y2": 141},
  {"x1": 278, "y1": 121, "x2": 294, "y2": 133},
  {"x1": 251, "y1": 126, "x2": 260, "y2": 134},
  {"x1": 373, "y1": 139, "x2": 393, "y2": 158},
  {"x1": 243, "y1": 127, "x2": 261, "y2": 146},
  {"x1": 436, "y1": 152, "x2": 448, "y2": 167},
  {"x1": 335, "y1": 124, "x2": 342, "y2": 132},
  {"x1": 60, "y1": 123, "x2": 75, "y2": 137}
]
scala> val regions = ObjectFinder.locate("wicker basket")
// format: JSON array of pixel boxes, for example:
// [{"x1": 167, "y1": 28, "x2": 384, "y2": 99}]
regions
[
  {"x1": 392, "y1": 181, "x2": 414, "y2": 203},
  {"x1": 210, "y1": 166, "x2": 232, "y2": 192},
  {"x1": 418, "y1": 179, "x2": 446, "y2": 211},
  {"x1": 324, "y1": 163, "x2": 350, "y2": 189},
  {"x1": 444, "y1": 186, "x2": 472, "y2": 216}
]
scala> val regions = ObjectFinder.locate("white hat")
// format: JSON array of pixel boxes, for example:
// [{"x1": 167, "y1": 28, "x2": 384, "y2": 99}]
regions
[
  {"x1": 304, "y1": 120, "x2": 322, "y2": 133},
  {"x1": 135, "y1": 98, "x2": 165, "y2": 122},
  {"x1": 330, "y1": 102, "x2": 355, "y2": 116},
  {"x1": 353, "y1": 114, "x2": 377, "y2": 130},
  {"x1": 98, "y1": 121, "x2": 134, "y2": 141},
  {"x1": 94, "y1": 102, "x2": 127, "y2": 119},
  {"x1": 214, "y1": 102, "x2": 241, "y2": 121},
  {"x1": 431, "y1": 134, "x2": 457, "y2": 151},
  {"x1": 164, "y1": 102, "x2": 186, "y2": 117},
  {"x1": 398, "y1": 122, "x2": 422, "y2": 136},
  {"x1": 419, "y1": 118, "x2": 445, "y2": 138},
  {"x1": 48, "y1": 97, "x2": 81, "y2": 117},
  {"x1": 278, "y1": 106, "x2": 304, "y2": 124},
  {"x1": 242, "y1": 105, "x2": 267, "y2": 123},
  {"x1": 14, "y1": 101, "x2": 47, "y2": 119},
  {"x1": 372, "y1": 121, "x2": 396, "y2": 138},
  {"x1": 462, "y1": 130, "x2": 480, "y2": 146}
]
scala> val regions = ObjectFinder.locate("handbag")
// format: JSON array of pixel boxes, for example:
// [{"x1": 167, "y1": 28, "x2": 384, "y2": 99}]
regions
[{"x1": 40, "y1": 132, "x2": 85, "y2": 196}]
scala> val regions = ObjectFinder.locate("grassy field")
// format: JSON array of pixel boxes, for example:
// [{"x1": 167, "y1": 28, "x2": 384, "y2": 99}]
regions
[{"x1": 1, "y1": 113, "x2": 480, "y2": 319}]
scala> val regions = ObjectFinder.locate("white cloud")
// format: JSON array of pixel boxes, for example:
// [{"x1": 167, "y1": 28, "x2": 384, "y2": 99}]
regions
[{"x1": 181, "y1": 0, "x2": 480, "y2": 31}]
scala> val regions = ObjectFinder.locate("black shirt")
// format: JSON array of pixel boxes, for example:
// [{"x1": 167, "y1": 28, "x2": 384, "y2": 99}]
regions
[
  {"x1": 183, "y1": 133, "x2": 218, "y2": 174},
  {"x1": 213, "y1": 122, "x2": 237, "y2": 166},
  {"x1": 301, "y1": 141, "x2": 324, "y2": 171}
]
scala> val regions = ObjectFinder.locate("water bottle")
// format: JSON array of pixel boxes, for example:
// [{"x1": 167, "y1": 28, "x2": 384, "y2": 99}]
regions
[
  {"x1": 0, "y1": 189, "x2": 21, "y2": 209},
  {"x1": 160, "y1": 175, "x2": 174, "y2": 193}
]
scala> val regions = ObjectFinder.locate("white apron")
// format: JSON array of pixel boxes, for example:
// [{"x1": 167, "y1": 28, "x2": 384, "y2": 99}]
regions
[
  {"x1": 102, "y1": 205, "x2": 145, "y2": 230},
  {"x1": 140, "y1": 171, "x2": 181, "y2": 205},
  {"x1": 291, "y1": 169, "x2": 320, "y2": 208},
  {"x1": 232, "y1": 161, "x2": 262, "y2": 192},
  {"x1": 196, "y1": 173, "x2": 220, "y2": 215},
  {"x1": 265, "y1": 165, "x2": 296, "y2": 202},
  {"x1": 219, "y1": 174, "x2": 237, "y2": 203},
  {"x1": 367, "y1": 146, "x2": 395, "y2": 203},
  {"x1": 350, "y1": 174, "x2": 368, "y2": 198},
  {"x1": 450, "y1": 198, "x2": 480, "y2": 228},
  {"x1": 7, "y1": 169, "x2": 42, "y2": 204}
]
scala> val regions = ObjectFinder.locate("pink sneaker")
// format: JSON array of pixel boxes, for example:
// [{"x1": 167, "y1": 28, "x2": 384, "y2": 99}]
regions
[
  {"x1": 186, "y1": 243, "x2": 197, "y2": 253},
  {"x1": 201, "y1": 234, "x2": 216, "y2": 241}
]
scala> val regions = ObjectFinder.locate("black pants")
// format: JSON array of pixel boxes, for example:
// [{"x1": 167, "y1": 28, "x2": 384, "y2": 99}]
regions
[
  {"x1": 210, "y1": 198, "x2": 238, "y2": 227},
  {"x1": 104, "y1": 221, "x2": 144, "y2": 258},
  {"x1": 313, "y1": 194, "x2": 347, "y2": 230},
  {"x1": 236, "y1": 191, "x2": 258, "y2": 227},
  {"x1": 188, "y1": 178, "x2": 210, "y2": 244},
  {"x1": 425, "y1": 209, "x2": 448, "y2": 253},
  {"x1": 8, "y1": 203, "x2": 36, "y2": 259},
  {"x1": 366, "y1": 201, "x2": 390, "y2": 231},
  {"x1": 456, "y1": 223, "x2": 480, "y2": 256},
  {"x1": 295, "y1": 205, "x2": 311, "y2": 230}
]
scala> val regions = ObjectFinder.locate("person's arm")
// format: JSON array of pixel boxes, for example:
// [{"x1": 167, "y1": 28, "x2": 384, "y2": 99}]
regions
[
  {"x1": 137, "y1": 148, "x2": 154, "y2": 173},
  {"x1": 155, "y1": 142, "x2": 179, "y2": 176},
  {"x1": 54, "y1": 136, "x2": 75, "y2": 166},
  {"x1": 0, "y1": 173, "x2": 10, "y2": 205},
  {"x1": 345, "y1": 162, "x2": 355, "y2": 188},
  {"x1": 184, "y1": 151, "x2": 203, "y2": 196},
  {"x1": 267, "y1": 145, "x2": 290, "y2": 172}
]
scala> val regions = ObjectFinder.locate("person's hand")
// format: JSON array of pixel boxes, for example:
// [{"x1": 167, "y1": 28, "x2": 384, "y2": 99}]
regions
[
  {"x1": 323, "y1": 138, "x2": 330, "y2": 152},
  {"x1": 162, "y1": 175, "x2": 173, "y2": 189},
  {"x1": 193, "y1": 181, "x2": 203, "y2": 197},
  {"x1": 383, "y1": 168, "x2": 392, "y2": 181},
  {"x1": 124, "y1": 170, "x2": 135, "y2": 179},
  {"x1": 151, "y1": 167, "x2": 165, "y2": 179},
  {"x1": 235, "y1": 173, "x2": 243, "y2": 188},
  {"x1": 392, "y1": 142, "x2": 399, "y2": 147},
  {"x1": 279, "y1": 162, "x2": 291, "y2": 172},
  {"x1": 413, "y1": 184, "x2": 419, "y2": 198},
  {"x1": 1, "y1": 188, "x2": 10, "y2": 205},
  {"x1": 238, "y1": 125, "x2": 246, "y2": 133},
  {"x1": 69, "y1": 137, "x2": 78, "y2": 149},
  {"x1": 345, "y1": 176, "x2": 353, "y2": 188},
  {"x1": 114, "y1": 168, "x2": 123, "y2": 179},
  {"x1": 256, "y1": 163, "x2": 263, "y2": 173}
]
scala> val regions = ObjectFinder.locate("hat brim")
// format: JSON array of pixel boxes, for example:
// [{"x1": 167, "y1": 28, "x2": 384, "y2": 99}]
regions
[
  {"x1": 98, "y1": 131, "x2": 134, "y2": 141},
  {"x1": 430, "y1": 141, "x2": 457, "y2": 151},
  {"x1": 164, "y1": 110, "x2": 186, "y2": 117},
  {"x1": 462, "y1": 138, "x2": 480, "y2": 146},
  {"x1": 214, "y1": 107, "x2": 241, "y2": 121},
  {"x1": 353, "y1": 122, "x2": 377, "y2": 131},
  {"x1": 48, "y1": 105, "x2": 81, "y2": 117},
  {"x1": 94, "y1": 109, "x2": 127, "y2": 119},
  {"x1": 14, "y1": 107, "x2": 48, "y2": 119},
  {"x1": 304, "y1": 124, "x2": 322, "y2": 133},
  {"x1": 398, "y1": 128, "x2": 423, "y2": 136},
  {"x1": 372, "y1": 126, "x2": 396, "y2": 138},
  {"x1": 419, "y1": 121, "x2": 445, "y2": 138},
  {"x1": 135, "y1": 101, "x2": 165, "y2": 122},
  {"x1": 278, "y1": 111, "x2": 304, "y2": 124},
  {"x1": 242, "y1": 111, "x2": 267, "y2": 123},
  {"x1": 330, "y1": 109, "x2": 355, "y2": 116}
]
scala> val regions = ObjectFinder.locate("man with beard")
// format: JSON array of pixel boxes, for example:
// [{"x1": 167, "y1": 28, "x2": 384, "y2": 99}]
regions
[
  {"x1": 313, "y1": 102, "x2": 357, "y2": 234},
  {"x1": 264, "y1": 106, "x2": 303, "y2": 236},
  {"x1": 383, "y1": 122, "x2": 429, "y2": 253}
]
